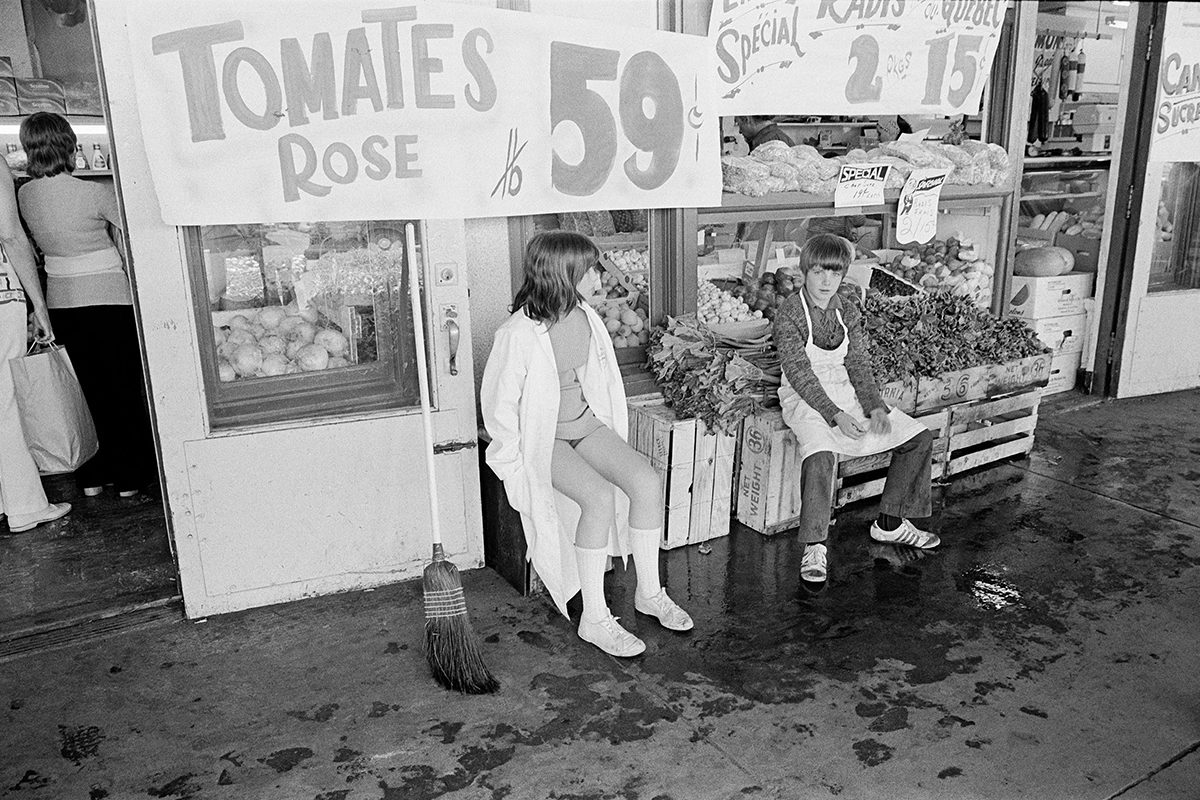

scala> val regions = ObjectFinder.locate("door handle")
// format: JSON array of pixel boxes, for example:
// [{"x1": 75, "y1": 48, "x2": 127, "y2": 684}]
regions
[{"x1": 443, "y1": 319, "x2": 460, "y2": 376}]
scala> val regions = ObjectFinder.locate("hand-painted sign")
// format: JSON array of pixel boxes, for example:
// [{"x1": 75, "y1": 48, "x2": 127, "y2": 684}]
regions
[
  {"x1": 834, "y1": 163, "x2": 889, "y2": 207},
  {"x1": 709, "y1": 0, "x2": 1009, "y2": 116},
  {"x1": 119, "y1": 0, "x2": 720, "y2": 224},
  {"x1": 1150, "y1": 3, "x2": 1200, "y2": 161},
  {"x1": 895, "y1": 167, "x2": 949, "y2": 243}
]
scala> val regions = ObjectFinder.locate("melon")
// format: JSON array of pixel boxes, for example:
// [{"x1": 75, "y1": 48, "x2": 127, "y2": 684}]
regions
[
  {"x1": 296, "y1": 343, "x2": 330, "y2": 371},
  {"x1": 1014, "y1": 246, "x2": 1074, "y2": 277},
  {"x1": 230, "y1": 344, "x2": 264, "y2": 377},
  {"x1": 260, "y1": 354, "x2": 289, "y2": 376}
]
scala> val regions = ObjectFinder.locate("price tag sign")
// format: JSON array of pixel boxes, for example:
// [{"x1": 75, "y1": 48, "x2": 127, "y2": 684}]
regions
[
  {"x1": 895, "y1": 168, "x2": 950, "y2": 244},
  {"x1": 834, "y1": 163, "x2": 890, "y2": 208},
  {"x1": 120, "y1": 0, "x2": 721, "y2": 224},
  {"x1": 709, "y1": 0, "x2": 1009, "y2": 116}
]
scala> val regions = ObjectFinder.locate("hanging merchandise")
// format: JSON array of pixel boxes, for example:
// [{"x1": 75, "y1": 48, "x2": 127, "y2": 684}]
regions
[
  {"x1": 1059, "y1": 50, "x2": 1075, "y2": 101},
  {"x1": 1072, "y1": 45, "x2": 1087, "y2": 98},
  {"x1": 1029, "y1": 81, "x2": 1051, "y2": 144}
]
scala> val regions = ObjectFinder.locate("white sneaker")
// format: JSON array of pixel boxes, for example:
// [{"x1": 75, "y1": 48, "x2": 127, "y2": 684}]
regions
[
  {"x1": 8, "y1": 502, "x2": 72, "y2": 533},
  {"x1": 634, "y1": 589, "x2": 694, "y2": 631},
  {"x1": 578, "y1": 614, "x2": 646, "y2": 657},
  {"x1": 870, "y1": 518, "x2": 940, "y2": 549},
  {"x1": 801, "y1": 543, "x2": 828, "y2": 582}
]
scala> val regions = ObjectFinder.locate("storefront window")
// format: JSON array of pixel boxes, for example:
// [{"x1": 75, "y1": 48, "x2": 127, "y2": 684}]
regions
[
  {"x1": 513, "y1": 210, "x2": 652, "y2": 362},
  {"x1": 185, "y1": 220, "x2": 423, "y2": 428},
  {"x1": 1148, "y1": 163, "x2": 1200, "y2": 293}
]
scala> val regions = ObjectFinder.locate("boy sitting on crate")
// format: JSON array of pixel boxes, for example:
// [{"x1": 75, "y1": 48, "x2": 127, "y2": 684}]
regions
[{"x1": 774, "y1": 234, "x2": 940, "y2": 584}]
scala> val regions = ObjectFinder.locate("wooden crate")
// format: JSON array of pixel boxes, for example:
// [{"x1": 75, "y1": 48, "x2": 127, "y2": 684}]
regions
[
  {"x1": 628, "y1": 397, "x2": 737, "y2": 549},
  {"x1": 735, "y1": 410, "x2": 803, "y2": 536},
  {"x1": 879, "y1": 376, "x2": 917, "y2": 414},
  {"x1": 833, "y1": 409, "x2": 950, "y2": 509},
  {"x1": 944, "y1": 389, "x2": 1041, "y2": 476},
  {"x1": 915, "y1": 353, "x2": 1051, "y2": 412}
]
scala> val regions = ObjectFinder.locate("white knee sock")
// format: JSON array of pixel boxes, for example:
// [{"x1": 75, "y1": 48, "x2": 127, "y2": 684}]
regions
[
  {"x1": 574, "y1": 546, "x2": 610, "y2": 623},
  {"x1": 630, "y1": 526, "x2": 663, "y2": 599}
]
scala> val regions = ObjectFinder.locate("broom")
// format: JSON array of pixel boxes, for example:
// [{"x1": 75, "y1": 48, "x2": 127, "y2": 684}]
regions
[{"x1": 405, "y1": 224, "x2": 499, "y2": 695}]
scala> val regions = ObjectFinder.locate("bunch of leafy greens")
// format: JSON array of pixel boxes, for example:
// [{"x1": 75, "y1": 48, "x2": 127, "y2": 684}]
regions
[
  {"x1": 864, "y1": 291, "x2": 1045, "y2": 381},
  {"x1": 646, "y1": 316, "x2": 780, "y2": 435}
]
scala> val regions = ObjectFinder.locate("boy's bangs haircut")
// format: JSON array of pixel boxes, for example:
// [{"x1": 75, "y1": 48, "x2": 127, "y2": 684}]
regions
[
  {"x1": 512, "y1": 230, "x2": 599, "y2": 323},
  {"x1": 799, "y1": 234, "x2": 853, "y2": 274}
]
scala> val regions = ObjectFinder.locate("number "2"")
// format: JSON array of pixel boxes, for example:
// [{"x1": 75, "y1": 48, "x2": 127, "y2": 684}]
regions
[{"x1": 845, "y1": 35, "x2": 882, "y2": 104}]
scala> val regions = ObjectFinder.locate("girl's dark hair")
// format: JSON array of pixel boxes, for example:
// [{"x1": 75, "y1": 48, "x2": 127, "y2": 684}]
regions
[
  {"x1": 799, "y1": 233, "x2": 853, "y2": 274},
  {"x1": 512, "y1": 230, "x2": 598, "y2": 323},
  {"x1": 19, "y1": 112, "x2": 77, "y2": 178}
]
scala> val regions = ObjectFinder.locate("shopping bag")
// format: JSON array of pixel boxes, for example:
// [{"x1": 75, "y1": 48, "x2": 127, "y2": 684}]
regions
[{"x1": 9, "y1": 343, "x2": 100, "y2": 474}]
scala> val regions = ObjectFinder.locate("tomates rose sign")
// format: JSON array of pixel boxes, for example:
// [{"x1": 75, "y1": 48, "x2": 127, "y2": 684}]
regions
[
  {"x1": 709, "y1": 0, "x2": 1009, "y2": 116},
  {"x1": 117, "y1": 0, "x2": 721, "y2": 224}
]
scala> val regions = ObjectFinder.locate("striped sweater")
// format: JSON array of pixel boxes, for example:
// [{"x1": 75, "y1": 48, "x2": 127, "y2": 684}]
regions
[{"x1": 775, "y1": 286, "x2": 886, "y2": 426}]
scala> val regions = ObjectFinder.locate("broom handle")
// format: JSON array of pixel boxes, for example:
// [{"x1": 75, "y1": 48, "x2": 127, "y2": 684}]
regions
[{"x1": 406, "y1": 224, "x2": 442, "y2": 548}]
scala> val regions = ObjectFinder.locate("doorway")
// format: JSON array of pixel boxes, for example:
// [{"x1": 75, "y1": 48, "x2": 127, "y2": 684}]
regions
[{"x1": 0, "y1": 0, "x2": 178, "y2": 647}]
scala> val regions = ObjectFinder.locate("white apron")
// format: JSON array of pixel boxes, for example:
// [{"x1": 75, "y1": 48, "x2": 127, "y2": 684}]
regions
[{"x1": 779, "y1": 297, "x2": 925, "y2": 462}]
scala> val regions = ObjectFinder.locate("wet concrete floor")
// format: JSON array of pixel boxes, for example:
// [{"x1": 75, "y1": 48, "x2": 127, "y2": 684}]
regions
[{"x1": 1, "y1": 390, "x2": 1199, "y2": 799}]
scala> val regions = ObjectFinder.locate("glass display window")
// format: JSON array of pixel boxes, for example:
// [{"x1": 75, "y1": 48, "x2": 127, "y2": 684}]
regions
[
  {"x1": 185, "y1": 220, "x2": 424, "y2": 428},
  {"x1": 1148, "y1": 162, "x2": 1200, "y2": 293},
  {"x1": 510, "y1": 209, "x2": 655, "y2": 363}
]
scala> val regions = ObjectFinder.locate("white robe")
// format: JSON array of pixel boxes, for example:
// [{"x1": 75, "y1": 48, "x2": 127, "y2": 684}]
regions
[{"x1": 480, "y1": 304, "x2": 631, "y2": 617}]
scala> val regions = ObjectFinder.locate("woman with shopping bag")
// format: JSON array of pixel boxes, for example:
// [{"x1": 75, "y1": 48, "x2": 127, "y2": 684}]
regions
[
  {"x1": 18, "y1": 112, "x2": 155, "y2": 499},
  {"x1": 0, "y1": 160, "x2": 71, "y2": 532}
]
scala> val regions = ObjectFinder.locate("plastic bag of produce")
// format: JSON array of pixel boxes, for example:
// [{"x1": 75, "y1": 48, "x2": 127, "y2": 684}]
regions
[
  {"x1": 721, "y1": 155, "x2": 772, "y2": 196},
  {"x1": 878, "y1": 141, "x2": 956, "y2": 171},
  {"x1": 790, "y1": 145, "x2": 842, "y2": 179},
  {"x1": 939, "y1": 144, "x2": 992, "y2": 185},
  {"x1": 9, "y1": 344, "x2": 99, "y2": 474}
]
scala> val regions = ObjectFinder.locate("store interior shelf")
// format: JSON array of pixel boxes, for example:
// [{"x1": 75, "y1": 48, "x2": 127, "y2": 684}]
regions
[
  {"x1": 1024, "y1": 155, "x2": 1111, "y2": 167},
  {"x1": 1019, "y1": 191, "x2": 1104, "y2": 202},
  {"x1": 700, "y1": 184, "x2": 1012, "y2": 221}
]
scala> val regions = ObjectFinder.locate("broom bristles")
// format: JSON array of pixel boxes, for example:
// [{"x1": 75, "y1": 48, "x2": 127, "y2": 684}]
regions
[{"x1": 423, "y1": 546, "x2": 499, "y2": 694}]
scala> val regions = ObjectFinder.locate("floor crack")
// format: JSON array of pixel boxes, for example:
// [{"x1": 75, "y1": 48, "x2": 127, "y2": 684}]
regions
[{"x1": 1102, "y1": 739, "x2": 1200, "y2": 799}]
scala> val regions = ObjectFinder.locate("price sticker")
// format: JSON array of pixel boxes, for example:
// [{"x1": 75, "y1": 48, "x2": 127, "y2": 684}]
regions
[
  {"x1": 834, "y1": 163, "x2": 890, "y2": 208},
  {"x1": 896, "y1": 168, "x2": 950, "y2": 244}
]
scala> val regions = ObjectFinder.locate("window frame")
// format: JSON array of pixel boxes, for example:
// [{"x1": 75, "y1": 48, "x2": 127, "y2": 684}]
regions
[{"x1": 183, "y1": 221, "x2": 425, "y2": 430}]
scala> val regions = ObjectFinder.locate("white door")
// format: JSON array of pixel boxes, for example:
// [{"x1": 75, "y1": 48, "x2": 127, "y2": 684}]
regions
[
  {"x1": 94, "y1": 6, "x2": 483, "y2": 617},
  {"x1": 1115, "y1": 3, "x2": 1200, "y2": 398}
]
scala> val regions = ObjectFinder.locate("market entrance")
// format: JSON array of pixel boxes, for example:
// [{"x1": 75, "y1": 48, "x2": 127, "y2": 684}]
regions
[{"x1": 0, "y1": 0, "x2": 179, "y2": 646}]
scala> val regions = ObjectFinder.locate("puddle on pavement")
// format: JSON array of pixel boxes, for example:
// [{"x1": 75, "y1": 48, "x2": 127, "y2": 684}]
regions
[{"x1": 955, "y1": 565, "x2": 1022, "y2": 610}]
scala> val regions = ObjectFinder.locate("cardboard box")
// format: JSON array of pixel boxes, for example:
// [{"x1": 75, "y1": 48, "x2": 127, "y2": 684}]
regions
[
  {"x1": 1033, "y1": 312, "x2": 1088, "y2": 355},
  {"x1": 16, "y1": 78, "x2": 66, "y2": 113},
  {"x1": 1008, "y1": 271, "x2": 1095, "y2": 321},
  {"x1": 1055, "y1": 232, "x2": 1102, "y2": 272},
  {"x1": 1044, "y1": 350, "x2": 1083, "y2": 395}
]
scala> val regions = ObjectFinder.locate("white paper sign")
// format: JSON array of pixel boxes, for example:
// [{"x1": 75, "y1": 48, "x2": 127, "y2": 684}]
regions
[
  {"x1": 895, "y1": 167, "x2": 949, "y2": 244},
  {"x1": 709, "y1": 0, "x2": 1009, "y2": 116},
  {"x1": 834, "y1": 163, "x2": 890, "y2": 208},
  {"x1": 1149, "y1": 3, "x2": 1200, "y2": 161},
  {"x1": 120, "y1": 0, "x2": 721, "y2": 224}
]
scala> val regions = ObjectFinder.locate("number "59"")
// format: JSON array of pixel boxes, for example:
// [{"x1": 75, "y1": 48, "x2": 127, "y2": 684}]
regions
[{"x1": 550, "y1": 42, "x2": 684, "y2": 197}]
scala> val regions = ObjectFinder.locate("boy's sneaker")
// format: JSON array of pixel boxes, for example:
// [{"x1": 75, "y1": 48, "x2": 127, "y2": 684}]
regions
[
  {"x1": 634, "y1": 589, "x2": 694, "y2": 631},
  {"x1": 869, "y1": 518, "x2": 940, "y2": 549},
  {"x1": 801, "y1": 543, "x2": 828, "y2": 582},
  {"x1": 578, "y1": 614, "x2": 646, "y2": 657}
]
